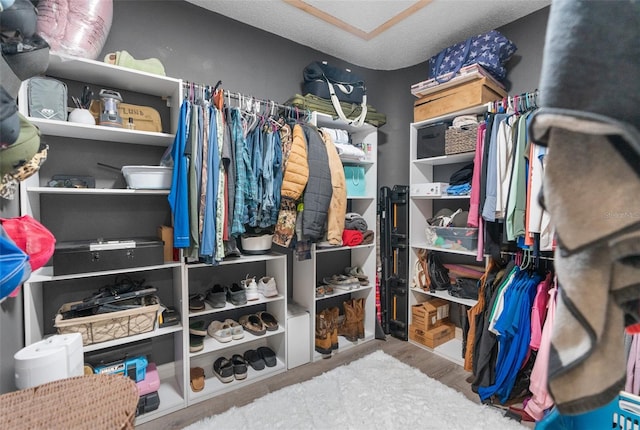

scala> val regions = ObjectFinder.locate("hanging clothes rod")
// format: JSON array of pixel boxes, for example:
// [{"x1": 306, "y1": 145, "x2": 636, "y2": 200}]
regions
[
  {"x1": 486, "y1": 89, "x2": 540, "y2": 114},
  {"x1": 500, "y1": 250, "x2": 555, "y2": 261},
  {"x1": 181, "y1": 80, "x2": 308, "y2": 118}
]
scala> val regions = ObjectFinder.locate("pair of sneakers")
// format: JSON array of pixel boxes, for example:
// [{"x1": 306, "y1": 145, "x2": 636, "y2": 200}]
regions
[{"x1": 241, "y1": 275, "x2": 278, "y2": 300}]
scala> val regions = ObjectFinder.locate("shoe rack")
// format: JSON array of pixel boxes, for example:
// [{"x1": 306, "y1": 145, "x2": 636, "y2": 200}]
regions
[{"x1": 292, "y1": 112, "x2": 378, "y2": 362}]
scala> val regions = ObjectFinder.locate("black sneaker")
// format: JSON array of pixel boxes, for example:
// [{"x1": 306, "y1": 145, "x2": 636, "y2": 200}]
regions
[
  {"x1": 226, "y1": 283, "x2": 247, "y2": 306},
  {"x1": 205, "y1": 284, "x2": 227, "y2": 308}
]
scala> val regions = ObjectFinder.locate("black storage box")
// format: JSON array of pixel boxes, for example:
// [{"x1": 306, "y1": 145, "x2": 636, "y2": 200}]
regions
[
  {"x1": 417, "y1": 122, "x2": 448, "y2": 159},
  {"x1": 53, "y1": 237, "x2": 164, "y2": 276},
  {"x1": 136, "y1": 391, "x2": 160, "y2": 416}
]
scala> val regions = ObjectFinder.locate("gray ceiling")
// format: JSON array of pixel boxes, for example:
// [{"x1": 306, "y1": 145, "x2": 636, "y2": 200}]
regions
[{"x1": 185, "y1": 0, "x2": 550, "y2": 70}]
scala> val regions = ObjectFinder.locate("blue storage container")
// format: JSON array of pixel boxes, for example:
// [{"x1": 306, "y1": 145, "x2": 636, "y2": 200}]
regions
[{"x1": 536, "y1": 392, "x2": 640, "y2": 430}]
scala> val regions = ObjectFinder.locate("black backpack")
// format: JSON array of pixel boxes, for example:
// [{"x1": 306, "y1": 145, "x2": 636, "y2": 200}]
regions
[{"x1": 427, "y1": 252, "x2": 450, "y2": 292}]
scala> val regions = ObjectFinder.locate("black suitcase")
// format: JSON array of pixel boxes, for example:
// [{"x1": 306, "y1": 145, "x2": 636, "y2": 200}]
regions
[{"x1": 53, "y1": 237, "x2": 164, "y2": 275}]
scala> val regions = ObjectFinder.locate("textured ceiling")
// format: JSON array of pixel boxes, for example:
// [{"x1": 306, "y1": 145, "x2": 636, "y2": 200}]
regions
[{"x1": 185, "y1": 0, "x2": 550, "y2": 70}]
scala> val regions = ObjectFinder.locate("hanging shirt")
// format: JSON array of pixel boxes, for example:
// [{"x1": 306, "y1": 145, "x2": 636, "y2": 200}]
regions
[
  {"x1": 199, "y1": 105, "x2": 218, "y2": 262},
  {"x1": 482, "y1": 113, "x2": 509, "y2": 222},
  {"x1": 230, "y1": 108, "x2": 248, "y2": 236},
  {"x1": 167, "y1": 101, "x2": 191, "y2": 248}
]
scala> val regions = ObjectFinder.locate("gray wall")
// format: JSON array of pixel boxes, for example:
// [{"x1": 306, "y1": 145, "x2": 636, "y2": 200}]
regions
[{"x1": 0, "y1": 1, "x2": 550, "y2": 393}]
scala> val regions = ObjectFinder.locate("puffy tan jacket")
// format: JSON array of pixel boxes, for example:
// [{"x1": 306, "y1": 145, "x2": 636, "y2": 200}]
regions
[
  {"x1": 320, "y1": 129, "x2": 347, "y2": 245},
  {"x1": 280, "y1": 124, "x2": 309, "y2": 201}
]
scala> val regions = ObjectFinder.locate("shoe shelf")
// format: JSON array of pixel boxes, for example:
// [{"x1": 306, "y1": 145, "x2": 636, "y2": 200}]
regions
[
  {"x1": 187, "y1": 358, "x2": 286, "y2": 404},
  {"x1": 315, "y1": 284, "x2": 373, "y2": 302},
  {"x1": 313, "y1": 332, "x2": 375, "y2": 362},
  {"x1": 183, "y1": 253, "x2": 287, "y2": 407},
  {"x1": 188, "y1": 294, "x2": 285, "y2": 318},
  {"x1": 190, "y1": 326, "x2": 285, "y2": 358},
  {"x1": 25, "y1": 187, "x2": 171, "y2": 196}
]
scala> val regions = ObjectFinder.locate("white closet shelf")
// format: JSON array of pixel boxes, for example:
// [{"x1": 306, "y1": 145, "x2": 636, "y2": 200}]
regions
[
  {"x1": 185, "y1": 253, "x2": 285, "y2": 268},
  {"x1": 412, "y1": 152, "x2": 475, "y2": 166},
  {"x1": 315, "y1": 243, "x2": 375, "y2": 254},
  {"x1": 46, "y1": 53, "x2": 181, "y2": 96},
  {"x1": 188, "y1": 295, "x2": 285, "y2": 318},
  {"x1": 312, "y1": 332, "x2": 375, "y2": 362},
  {"x1": 411, "y1": 243, "x2": 478, "y2": 257},
  {"x1": 189, "y1": 326, "x2": 285, "y2": 358},
  {"x1": 25, "y1": 117, "x2": 175, "y2": 146},
  {"x1": 315, "y1": 284, "x2": 373, "y2": 302},
  {"x1": 188, "y1": 360, "x2": 286, "y2": 404},
  {"x1": 83, "y1": 325, "x2": 183, "y2": 353},
  {"x1": 411, "y1": 195, "x2": 471, "y2": 200},
  {"x1": 26, "y1": 187, "x2": 170, "y2": 196},
  {"x1": 412, "y1": 287, "x2": 478, "y2": 308},
  {"x1": 29, "y1": 263, "x2": 182, "y2": 282}
]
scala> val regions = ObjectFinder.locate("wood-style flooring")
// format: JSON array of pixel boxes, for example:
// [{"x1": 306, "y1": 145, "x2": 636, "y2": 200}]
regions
[{"x1": 139, "y1": 336, "x2": 534, "y2": 429}]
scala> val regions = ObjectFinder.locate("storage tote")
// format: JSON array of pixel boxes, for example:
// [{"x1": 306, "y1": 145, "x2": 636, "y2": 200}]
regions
[
  {"x1": 344, "y1": 165, "x2": 366, "y2": 197},
  {"x1": 536, "y1": 392, "x2": 640, "y2": 430},
  {"x1": 445, "y1": 124, "x2": 478, "y2": 155},
  {"x1": 425, "y1": 226, "x2": 478, "y2": 252}
]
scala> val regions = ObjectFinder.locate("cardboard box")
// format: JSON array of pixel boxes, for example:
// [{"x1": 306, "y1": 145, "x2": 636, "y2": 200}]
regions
[
  {"x1": 409, "y1": 322, "x2": 455, "y2": 349},
  {"x1": 157, "y1": 225, "x2": 174, "y2": 262},
  {"x1": 411, "y1": 298, "x2": 450, "y2": 331},
  {"x1": 413, "y1": 77, "x2": 507, "y2": 122}
]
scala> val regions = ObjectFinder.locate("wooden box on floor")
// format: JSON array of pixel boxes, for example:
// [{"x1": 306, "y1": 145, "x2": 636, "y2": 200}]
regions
[
  {"x1": 413, "y1": 77, "x2": 507, "y2": 122},
  {"x1": 409, "y1": 322, "x2": 455, "y2": 349}
]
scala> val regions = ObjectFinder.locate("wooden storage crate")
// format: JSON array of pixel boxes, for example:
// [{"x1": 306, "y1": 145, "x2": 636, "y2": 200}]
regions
[
  {"x1": 414, "y1": 77, "x2": 507, "y2": 122},
  {"x1": 54, "y1": 296, "x2": 159, "y2": 346},
  {"x1": 409, "y1": 322, "x2": 455, "y2": 349}
]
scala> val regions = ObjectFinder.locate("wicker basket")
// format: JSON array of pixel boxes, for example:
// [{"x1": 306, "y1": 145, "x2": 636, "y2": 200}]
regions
[
  {"x1": 0, "y1": 374, "x2": 138, "y2": 430},
  {"x1": 445, "y1": 124, "x2": 478, "y2": 155},
  {"x1": 54, "y1": 295, "x2": 159, "y2": 346}
]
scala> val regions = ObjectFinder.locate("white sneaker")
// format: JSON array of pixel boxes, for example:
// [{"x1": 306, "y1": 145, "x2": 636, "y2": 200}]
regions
[
  {"x1": 242, "y1": 276, "x2": 260, "y2": 301},
  {"x1": 258, "y1": 276, "x2": 278, "y2": 298}
]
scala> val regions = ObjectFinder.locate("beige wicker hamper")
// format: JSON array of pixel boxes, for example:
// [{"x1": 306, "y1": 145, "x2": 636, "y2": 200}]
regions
[{"x1": 0, "y1": 374, "x2": 139, "y2": 429}]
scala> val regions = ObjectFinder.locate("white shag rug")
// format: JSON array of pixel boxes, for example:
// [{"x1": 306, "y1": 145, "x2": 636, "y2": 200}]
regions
[{"x1": 183, "y1": 350, "x2": 527, "y2": 430}]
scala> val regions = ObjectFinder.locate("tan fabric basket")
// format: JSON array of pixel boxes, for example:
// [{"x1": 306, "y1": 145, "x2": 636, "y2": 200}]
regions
[
  {"x1": 0, "y1": 374, "x2": 139, "y2": 430},
  {"x1": 54, "y1": 295, "x2": 159, "y2": 346},
  {"x1": 445, "y1": 124, "x2": 478, "y2": 155}
]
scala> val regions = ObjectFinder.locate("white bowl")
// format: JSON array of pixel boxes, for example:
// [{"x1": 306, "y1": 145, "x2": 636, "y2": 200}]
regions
[
  {"x1": 241, "y1": 234, "x2": 273, "y2": 254},
  {"x1": 121, "y1": 166, "x2": 172, "y2": 189}
]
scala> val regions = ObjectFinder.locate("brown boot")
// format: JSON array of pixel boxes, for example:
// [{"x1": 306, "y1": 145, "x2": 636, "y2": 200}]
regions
[
  {"x1": 338, "y1": 300, "x2": 358, "y2": 342},
  {"x1": 354, "y1": 298, "x2": 365, "y2": 339},
  {"x1": 328, "y1": 307, "x2": 340, "y2": 350},
  {"x1": 315, "y1": 309, "x2": 332, "y2": 355}
]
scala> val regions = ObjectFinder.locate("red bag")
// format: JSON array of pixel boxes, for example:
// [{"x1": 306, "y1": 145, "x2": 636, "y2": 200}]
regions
[{"x1": 1, "y1": 215, "x2": 55, "y2": 271}]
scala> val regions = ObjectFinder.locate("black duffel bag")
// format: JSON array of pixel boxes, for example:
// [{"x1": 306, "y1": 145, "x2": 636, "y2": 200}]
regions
[
  {"x1": 303, "y1": 61, "x2": 367, "y2": 127},
  {"x1": 303, "y1": 61, "x2": 366, "y2": 103}
]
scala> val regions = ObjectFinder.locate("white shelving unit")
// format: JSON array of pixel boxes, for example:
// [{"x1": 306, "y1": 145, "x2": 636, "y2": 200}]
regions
[
  {"x1": 184, "y1": 254, "x2": 287, "y2": 404},
  {"x1": 15, "y1": 52, "x2": 295, "y2": 425},
  {"x1": 408, "y1": 105, "x2": 488, "y2": 365},
  {"x1": 292, "y1": 112, "x2": 378, "y2": 362},
  {"x1": 16, "y1": 54, "x2": 185, "y2": 424}
]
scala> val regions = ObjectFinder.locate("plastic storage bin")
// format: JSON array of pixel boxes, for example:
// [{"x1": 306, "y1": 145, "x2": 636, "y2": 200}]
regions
[
  {"x1": 121, "y1": 166, "x2": 172, "y2": 189},
  {"x1": 425, "y1": 226, "x2": 478, "y2": 252},
  {"x1": 536, "y1": 392, "x2": 640, "y2": 430}
]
